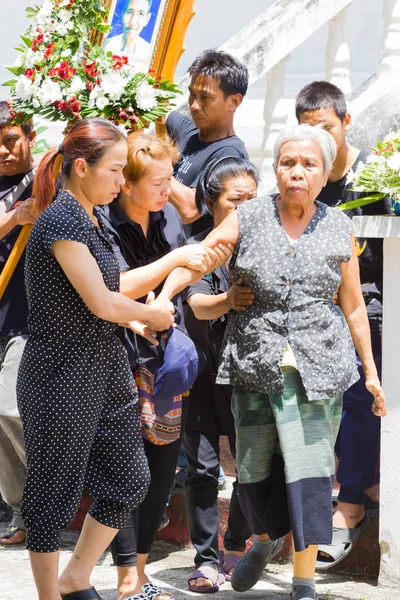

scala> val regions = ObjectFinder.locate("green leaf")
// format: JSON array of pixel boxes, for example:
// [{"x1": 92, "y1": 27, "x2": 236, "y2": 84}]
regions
[
  {"x1": 7, "y1": 66, "x2": 24, "y2": 76},
  {"x1": 26, "y1": 6, "x2": 40, "y2": 19},
  {"x1": 2, "y1": 80, "x2": 17, "y2": 87},
  {"x1": 20, "y1": 35, "x2": 32, "y2": 48},
  {"x1": 338, "y1": 193, "x2": 386, "y2": 211}
]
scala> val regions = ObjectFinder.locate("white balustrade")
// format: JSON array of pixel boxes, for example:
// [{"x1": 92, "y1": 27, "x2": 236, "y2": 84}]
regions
[
  {"x1": 380, "y1": 0, "x2": 400, "y2": 77},
  {"x1": 325, "y1": 7, "x2": 352, "y2": 98},
  {"x1": 262, "y1": 56, "x2": 290, "y2": 158}
]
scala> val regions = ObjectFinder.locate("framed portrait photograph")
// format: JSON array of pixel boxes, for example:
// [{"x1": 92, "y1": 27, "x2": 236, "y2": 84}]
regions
[{"x1": 101, "y1": 0, "x2": 195, "y2": 80}]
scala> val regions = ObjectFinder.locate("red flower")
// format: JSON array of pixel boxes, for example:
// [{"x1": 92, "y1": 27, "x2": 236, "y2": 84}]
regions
[
  {"x1": 111, "y1": 55, "x2": 129, "y2": 70},
  {"x1": 44, "y1": 43, "x2": 55, "y2": 60},
  {"x1": 83, "y1": 61, "x2": 100, "y2": 78},
  {"x1": 6, "y1": 100, "x2": 16, "y2": 120},
  {"x1": 31, "y1": 33, "x2": 44, "y2": 52},
  {"x1": 53, "y1": 100, "x2": 68, "y2": 113},
  {"x1": 96, "y1": 77, "x2": 102, "y2": 86},
  {"x1": 49, "y1": 61, "x2": 76, "y2": 81},
  {"x1": 153, "y1": 83, "x2": 160, "y2": 89},
  {"x1": 24, "y1": 68, "x2": 35, "y2": 80},
  {"x1": 69, "y1": 96, "x2": 82, "y2": 119},
  {"x1": 86, "y1": 81, "x2": 94, "y2": 91},
  {"x1": 148, "y1": 69, "x2": 155, "y2": 76}
]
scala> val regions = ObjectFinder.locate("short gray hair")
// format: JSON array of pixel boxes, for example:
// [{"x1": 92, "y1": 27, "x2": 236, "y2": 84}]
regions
[{"x1": 273, "y1": 124, "x2": 337, "y2": 175}]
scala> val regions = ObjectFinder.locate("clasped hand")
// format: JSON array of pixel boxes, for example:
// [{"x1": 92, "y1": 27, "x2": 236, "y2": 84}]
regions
[
  {"x1": 176, "y1": 242, "x2": 235, "y2": 274},
  {"x1": 124, "y1": 291, "x2": 174, "y2": 344}
]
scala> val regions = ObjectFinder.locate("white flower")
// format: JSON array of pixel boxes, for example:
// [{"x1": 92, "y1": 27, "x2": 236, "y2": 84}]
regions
[
  {"x1": 345, "y1": 169, "x2": 355, "y2": 185},
  {"x1": 96, "y1": 95, "x2": 109, "y2": 110},
  {"x1": 135, "y1": 81, "x2": 157, "y2": 111},
  {"x1": 366, "y1": 153, "x2": 380, "y2": 164},
  {"x1": 383, "y1": 130, "x2": 400, "y2": 143},
  {"x1": 100, "y1": 72, "x2": 126, "y2": 101},
  {"x1": 36, "y1": 0, "x2": 53, "y2": 28},
  {"x1": 388, "y1": 153, "x2": 400, "y2": 171},
  {"x1": 58, "y1": 9, "x2": 73, "y2": 23},
  {"x1": 88, "y1": 86, "x2": 101, "y2": 108},
  {"x1": 24, "y1": 49, "x2": 37, "y2": 69},
  {"x1": 15, "y1": 75, "x2": 33, "y2": 101},
  {"x1": 13, "y1": 55, "x2": 23, "y2": 67},
  {"x1": 61, "y1": 49, "x2": 72, "y2": 58},
  {"x1": 70, "y1": 76, "x2": 85, "y2": 94},
  {"x1": 37, "y1": 78, "x2": 63, "y2": 104},
  {"x1": 32, "y1": 98, "x2": 41, "y2": 109}
]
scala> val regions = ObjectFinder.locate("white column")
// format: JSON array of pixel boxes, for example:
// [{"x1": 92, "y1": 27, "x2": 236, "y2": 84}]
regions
[
  {"x1": 380, "y1": 236, "x2": 400, "y2": 587},
  {"x1": 380, "y1": 0, "x2": 400, "y2": 78},
  {"x1": 259, "y1": 55, "x2": 290, "y2": 185},
  {"x1": 353, "y1": 215, "x2": 400, "y2": 587},
  {"x1": 325, "y1": 7, "x2": 351, "y2": 98}
]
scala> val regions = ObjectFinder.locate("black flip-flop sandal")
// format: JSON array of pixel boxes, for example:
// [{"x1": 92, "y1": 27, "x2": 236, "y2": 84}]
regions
[{"x1": 61, "y1": 587, "x2": 103, "y2": 600}]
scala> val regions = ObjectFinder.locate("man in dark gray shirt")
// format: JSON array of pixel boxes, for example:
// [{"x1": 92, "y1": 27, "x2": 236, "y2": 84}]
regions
[{"x1": 167, "y1": 50, "x2": 249, "y2": 236}]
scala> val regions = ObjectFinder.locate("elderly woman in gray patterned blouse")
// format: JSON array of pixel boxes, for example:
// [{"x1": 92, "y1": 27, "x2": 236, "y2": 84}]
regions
[{"x1": 159, "y1": 124, "x2": 386, "y2": 600}]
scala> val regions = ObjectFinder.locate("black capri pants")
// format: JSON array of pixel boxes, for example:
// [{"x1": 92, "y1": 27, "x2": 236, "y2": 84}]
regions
[
  {"x1": 17, "y1": 335, "x2": 151, "y2": 553},
  {"x1": 110, "y1": 436, "x2": 181, "y2": 566}
]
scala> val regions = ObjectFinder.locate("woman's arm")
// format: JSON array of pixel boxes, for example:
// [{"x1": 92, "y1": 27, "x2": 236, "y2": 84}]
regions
[
  {"x1": 119, "y1": 244, "x2": 216, "y2": 299},
  {"x1": 159, "y1": 210, "x2": 239, "y2": 301},
  {"x1": 338, "y1": 234, "x2": 386, "y2": 416},
  {"x1": 52, "y1": 240, "x2": 175, "y2": 331},
  {"x1": 187, "y1": 277, "x2": 254, "y2": 320}
]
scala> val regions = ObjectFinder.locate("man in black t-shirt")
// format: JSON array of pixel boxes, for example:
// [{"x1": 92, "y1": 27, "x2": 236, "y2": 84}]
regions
[
  {"x1": 0, "y1": 101, "x2": 36, "y2": 546},
  {"x1": 166, "y1": 50, "x2": 249, "y2": 236},
  {"x1": 296, "y1": 82, "x2": 388, "y2": 569}
]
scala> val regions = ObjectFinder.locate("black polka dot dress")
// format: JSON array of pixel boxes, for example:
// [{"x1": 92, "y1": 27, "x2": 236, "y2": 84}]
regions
[{"x1": 17, "y1": 190, "x2": 150, "y2": 553}]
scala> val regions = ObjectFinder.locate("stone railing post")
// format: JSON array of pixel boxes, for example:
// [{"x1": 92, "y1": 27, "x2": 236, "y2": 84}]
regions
[
  {"x1": 259, "y1": 55, "x2": 290, "y2": 184},
  {"x1": 325, "y1": 7, "x2": 351, "y2": 98},
  {"x1": 380, "y1": 0, "x2": 400, "y2": 78}
]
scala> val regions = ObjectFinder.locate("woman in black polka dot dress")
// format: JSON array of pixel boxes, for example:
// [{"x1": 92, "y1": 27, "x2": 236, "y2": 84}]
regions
[{"x1": 16, "y1": 119, "x2": 176, "y2": 600}]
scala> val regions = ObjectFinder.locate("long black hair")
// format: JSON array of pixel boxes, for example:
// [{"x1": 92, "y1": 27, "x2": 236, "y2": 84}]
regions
[{"x1": 195, "y1": 155, "x2": 258, "y2": 216}]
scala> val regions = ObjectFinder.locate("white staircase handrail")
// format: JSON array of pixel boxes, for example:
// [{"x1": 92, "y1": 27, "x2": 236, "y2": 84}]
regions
[{"x1": 176, "y1": 0, "x2": 353, "y2": 109}]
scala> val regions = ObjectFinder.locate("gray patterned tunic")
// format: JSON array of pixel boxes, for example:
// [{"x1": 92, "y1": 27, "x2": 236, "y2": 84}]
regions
[{"x1": 216, "y1": 195, "x2": 359, "y2": 400}]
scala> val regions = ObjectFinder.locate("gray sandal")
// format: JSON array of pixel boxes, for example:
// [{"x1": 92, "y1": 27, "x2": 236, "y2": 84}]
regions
[{"x1": 316, "y1": 515, "x2": 369, "y2": 571}]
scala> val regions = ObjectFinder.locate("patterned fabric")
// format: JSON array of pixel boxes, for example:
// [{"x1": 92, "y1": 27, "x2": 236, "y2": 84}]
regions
[
  {"x1": 217, "y1": 195, "x2": 359, "y2": 401},
  {"x1": 232, "y1": 368, "x2": 342, "y2": 550},
  {"x1": 135, "y1": 364, "x2": 183, "y2": 446}
]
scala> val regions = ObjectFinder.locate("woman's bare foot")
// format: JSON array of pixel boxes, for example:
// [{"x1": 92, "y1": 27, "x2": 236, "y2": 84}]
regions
[
  {"x1": 319, "y1": 501, "x2": 365, "y2": 558},
  {"x1": 0, "y1": 526, "x2": 26, "y2": 545}
]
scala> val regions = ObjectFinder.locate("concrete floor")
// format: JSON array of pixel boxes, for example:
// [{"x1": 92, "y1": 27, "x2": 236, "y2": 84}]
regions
[{"x1": 2, "y1": 535, "x2": 400, "y2": 600}]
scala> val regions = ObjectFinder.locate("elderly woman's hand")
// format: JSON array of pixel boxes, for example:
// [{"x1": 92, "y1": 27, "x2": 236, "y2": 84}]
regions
[
  {"x1": 227, "y1": 277, "x2": 255, "y2": 312},
  {"x1": 365, "y1": 377, "x2": 387, "y2": 417}
]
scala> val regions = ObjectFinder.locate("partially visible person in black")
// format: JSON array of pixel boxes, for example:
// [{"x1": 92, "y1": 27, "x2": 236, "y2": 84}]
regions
[
  {"x1": 183, "y1": 156, "x2": 257, "y2": 593},
  {"x1": 0, "y1": 101, "x2": 36, "y2": 546},
  {"x1": 166, "y1": 49, "x2": 249, "y2": 237},
  {"x1": 99, "y1": 131, "x2": 220, "y2": 600},
  {"x1": 296, "y1": 81, "x2": 391, "y2": 570}
]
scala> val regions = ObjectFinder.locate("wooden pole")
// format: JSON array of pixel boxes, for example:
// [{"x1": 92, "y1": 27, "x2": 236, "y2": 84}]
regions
[{"x1": 0, "y1": 224, "x2": 32, "y2": 300}]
